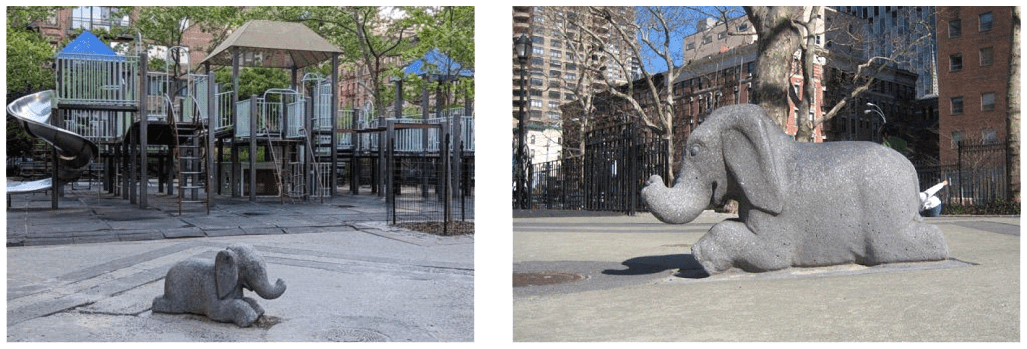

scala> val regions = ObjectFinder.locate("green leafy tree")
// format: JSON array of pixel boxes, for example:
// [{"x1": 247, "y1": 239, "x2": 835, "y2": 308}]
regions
[{"x1": 6, "y1": 7, "x2": 61, "y2": 158}]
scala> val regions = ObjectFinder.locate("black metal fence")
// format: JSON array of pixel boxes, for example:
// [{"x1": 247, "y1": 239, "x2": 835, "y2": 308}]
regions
[
  {"x1": 387, "y1": 134, "x2": 474, "y2": 232},
  {"x1": 521, "y1": 122, "x2": 668, "y2": 213},
  {"x1": 915, "y1": 140, "x2": 1009, "y2": 205}
]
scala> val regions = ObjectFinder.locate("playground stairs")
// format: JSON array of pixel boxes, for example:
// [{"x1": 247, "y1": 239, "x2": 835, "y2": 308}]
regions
[{"x1": 171, "y1": 121, "x2": 209, "y2": 215}]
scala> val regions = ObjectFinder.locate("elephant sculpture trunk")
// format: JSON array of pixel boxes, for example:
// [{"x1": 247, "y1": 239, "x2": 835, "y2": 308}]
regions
[
  {"x1": 641, "y1": 174, "x2": 710, "y2": 225},
  {"x1": 152, "y1": 243, "x2": 287, "y2": 327},
  {"x1": 247, "y1": 269, "x2": 287, "y2": 300}
]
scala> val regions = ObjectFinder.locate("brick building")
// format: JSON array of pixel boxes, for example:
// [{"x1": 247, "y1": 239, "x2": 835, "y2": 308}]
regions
[
  {"x1": 31, "y1": 6, "x2": 217, "y2": 70},
  {"x1": 935, "y1": 6, "x2": 1016, "y2": 165}
]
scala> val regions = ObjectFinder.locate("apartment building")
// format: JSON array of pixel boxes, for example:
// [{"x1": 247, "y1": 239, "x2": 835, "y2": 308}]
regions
[
  {"x1": 512, "y1": 6, "x2": 638, "y2": 164},
  {"x1": 935, "y1": 6, "x2": 1016, "y2": 165}
]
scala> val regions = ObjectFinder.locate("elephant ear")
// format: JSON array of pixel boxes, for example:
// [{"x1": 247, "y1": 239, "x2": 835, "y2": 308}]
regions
[
  {"x1": 721, "y1": 112, "x2": 788, "y2": 215},
  {"x1": 214, "y1": 249, "x2": 239, "y2": 300}
]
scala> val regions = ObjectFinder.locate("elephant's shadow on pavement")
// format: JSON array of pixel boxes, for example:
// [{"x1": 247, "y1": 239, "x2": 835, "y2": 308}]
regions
[{"x1": 602, "y1": 254, "x2": 709, "y2": 279}]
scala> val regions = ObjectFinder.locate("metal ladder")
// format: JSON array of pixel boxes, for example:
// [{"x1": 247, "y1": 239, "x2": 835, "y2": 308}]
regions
[
  {"x1": 166, "y1": 97, "x2": 208, "y2": 215},
  {"x1": 264, "y1": 131, "x2": 286, "y2": 204}
]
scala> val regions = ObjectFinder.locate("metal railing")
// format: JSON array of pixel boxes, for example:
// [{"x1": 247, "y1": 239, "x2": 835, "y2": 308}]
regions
[
  {"x1": 56, "y1": 53, "x2": 140, "y2": 107},
  {"x1": 214, "y1": 90, "x2": 233, "y2": 133}
]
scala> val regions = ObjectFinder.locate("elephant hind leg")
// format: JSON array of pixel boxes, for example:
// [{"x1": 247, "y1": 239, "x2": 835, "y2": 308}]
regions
[
  {"x1": 692, "y1": 220, "x2": 791, "y2": 275},
  {"x1": 868, "y1": 221, "x2": 950, "y2": 264}
]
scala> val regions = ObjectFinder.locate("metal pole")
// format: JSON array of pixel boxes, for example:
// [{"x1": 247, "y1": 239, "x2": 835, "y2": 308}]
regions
[{"x1": 516, "y1": 59, "x2": 528, "y2": 210}]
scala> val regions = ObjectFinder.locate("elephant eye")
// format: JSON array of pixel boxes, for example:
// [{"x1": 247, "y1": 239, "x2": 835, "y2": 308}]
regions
[{"x1": 689, "y1": 145, "x2": 699, "y2": 157}]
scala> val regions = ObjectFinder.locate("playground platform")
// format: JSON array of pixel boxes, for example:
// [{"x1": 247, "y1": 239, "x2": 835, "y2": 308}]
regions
[
  {"x1": 513, "y1": 212, "x2": 1020, "y2": 341},
  {"x1": 6, "y1": 180, "x2": 473, "y2": 341}
]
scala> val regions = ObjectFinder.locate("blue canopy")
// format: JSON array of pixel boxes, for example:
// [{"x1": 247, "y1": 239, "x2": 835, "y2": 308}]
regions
[
  {"x1": 402, "y1": 49, "x2": 472, "y2": 78},
  {"x1": 56, "y1": 31, "x2": 123, "y2": 61}
]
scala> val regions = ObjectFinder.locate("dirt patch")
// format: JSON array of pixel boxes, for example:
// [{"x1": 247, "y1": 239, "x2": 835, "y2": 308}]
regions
[
  {"x1": 254, "y1": 315, "x2": 282, "y2": 329},
  {"x1": 395, "y1": 221, "x2": 474, "y2": 236}
]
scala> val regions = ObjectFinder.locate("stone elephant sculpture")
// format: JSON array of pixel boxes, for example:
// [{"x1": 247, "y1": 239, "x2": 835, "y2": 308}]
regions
[
  {"x1": 641, "y1": 104, "x2": 949, "y2": 275},
  {"x1": 152, "y1": 243, "x2": 287, "y2": 327}
]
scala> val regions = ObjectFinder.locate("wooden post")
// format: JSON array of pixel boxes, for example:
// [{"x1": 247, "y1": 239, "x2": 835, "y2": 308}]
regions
[
  {"x1": 231, "y1": 48, "x2": 241, "y2": 198},
  {"x1": 207, "y1": 71, "x2": 216, "y2": 212},
  {"x1": 249, "y1": 95, "x2": 257, "y2": 201},
  {"x1": 139, "y1": 52, "x2": 148, "y2": 209},
  {"x1": 330, "y1": 53, "x2": 339, "y2": 197}
]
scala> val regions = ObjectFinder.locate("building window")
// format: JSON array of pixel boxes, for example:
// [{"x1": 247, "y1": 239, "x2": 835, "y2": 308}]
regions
[
  {"x1": 531, "y1": 57, "x2": 544, "y2": 66},
  {"x1": 533, "y1": 46, "x2": 544, "y2": 56},
  {"x1": 532, "y1": 36, "x2": 544, "y2": 45},
  {"x1": 738, "y1": 23, "x2": 749, "y2": 32},
  {"x1": 980, "y1": 47, "x2": 994, "y2": 66},
  {"x1": 952, "y1": 131, "x2": 964, "y2": 148},
  {"x1": 530, "y1": 89, "x2": 542, "y2": 97},
  {"x1": 550, "y1": 61, "x2": 561, "y2": 69},
  {"x1": 702, "y1": 36, "x2": 713, "y2": 44},
  {"x1": 951, "y1": 96, "x2": 964, "y2": 115},
  {"x1": 549, "y1": 70, "x2": 560, "y2": 78},
  {"x1": 718, "y1": 32, "x2": 727, "y2": 40},
  {"x1": 547, "y1": 111, "x2": 561, "y2": 119},
  {"x1": 982, "y1": 128, "x2": 998, "y2": 144},
  {"x1": 548, "y1": 91, "x2": 561, "y2": 99},
  {"x1": 981, "y1": 92, "x2": 996, "y2": 111},
  {"x1": 530, "y1": 135, "x2": 536, "y2": 144},
  {"x1": 686, "y1": 42, "x2": 695, "y2": 51},
  {"x1": 550, "y1": 50, "x2": 562, "y2": 58},
  {"x1": 550, "y1": 39, "x2": 562, "y2": 47},
  {"x1": 530, "y1": 99, "x2": 542, "y2": 108},
  {"x1": 72, "y1": 6, "x2": 130, "y2": 30},
  {"x1": 979, "y1": 12, "x2": 993, "y2": 32},
  {"x1": 530, "y1": 78, "x2": 543, "y2": 86},
  {"x1": 949, "y1": 19, "x2": 961, "y2": 38},
  {"x1": 949, "y1": 54, "x2": 962, "y2": 71},
  {"x1": 548, "y1": 101, "x2": 561, "y2": 109}
]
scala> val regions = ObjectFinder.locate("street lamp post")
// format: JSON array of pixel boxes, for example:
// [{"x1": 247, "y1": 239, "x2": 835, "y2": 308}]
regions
[
  {"x1": 864, "y1": 102, "x2": 887, "y2": 142},
  {"x1": 514, "y1": 34, "x2": 532, "y2": 209}
]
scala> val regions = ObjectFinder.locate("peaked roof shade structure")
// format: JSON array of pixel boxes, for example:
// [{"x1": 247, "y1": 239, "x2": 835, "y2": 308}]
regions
[
  {"x1": 402, "y1": 48, "x2": 473, "y2": 77},
  {"x1": 199, "y1": 20, "x2": 342, "y2": 68},
  {"x1": 56, "y1": 30, "x2": 123, "y2": 61}
]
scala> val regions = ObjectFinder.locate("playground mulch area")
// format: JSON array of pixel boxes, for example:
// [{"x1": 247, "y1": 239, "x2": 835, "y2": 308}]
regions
[{"x1": 395, "y1": 221, "x2": 474, "y2": 236}]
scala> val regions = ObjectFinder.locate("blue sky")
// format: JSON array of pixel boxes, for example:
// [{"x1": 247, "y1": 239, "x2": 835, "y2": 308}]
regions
[{"x1": 635, "y1": 6, "x2": 744, "y2": 72}]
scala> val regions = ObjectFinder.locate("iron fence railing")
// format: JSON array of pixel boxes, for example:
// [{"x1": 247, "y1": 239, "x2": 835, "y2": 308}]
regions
[{"x1": 915, "y1": 140, "x2": 1010, "y2": 206}]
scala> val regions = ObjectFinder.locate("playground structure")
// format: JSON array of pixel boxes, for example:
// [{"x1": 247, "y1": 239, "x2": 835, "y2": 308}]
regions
[{"x1": 7, "y1": 21, "x2": 474, "y2": 217}]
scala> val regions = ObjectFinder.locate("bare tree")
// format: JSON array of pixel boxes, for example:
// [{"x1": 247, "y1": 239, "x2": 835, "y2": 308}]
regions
[
  {"x1": 586, "y1": 6, "x2": 736, "y2": 181},
  {"x1": 745, "y1": 6, "x2": 936, "y2": 142}
]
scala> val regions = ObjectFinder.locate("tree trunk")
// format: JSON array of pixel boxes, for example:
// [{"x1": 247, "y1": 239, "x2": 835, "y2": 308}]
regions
[
  {"x1": 1007, "y1": 6, "x2": 1020, "y2": 202},
  {"x1": 745, "y1": 6, "x2": 805, "y2": 131}
]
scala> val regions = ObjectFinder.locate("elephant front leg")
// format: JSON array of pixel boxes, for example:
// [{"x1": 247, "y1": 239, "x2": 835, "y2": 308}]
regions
[
  {"x1": 692, "y1": 220, "x2": 791, "y2": 275},
  {"x1": 241, "y1": 296, "x2": 265, "y2": 318},
  {"x1": 212, "y1": 299, "x2": 261, "y2": 327}
]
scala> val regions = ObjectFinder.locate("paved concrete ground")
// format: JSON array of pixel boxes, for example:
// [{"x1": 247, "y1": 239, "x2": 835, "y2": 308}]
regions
[
  {"x1": 6, "y1": 183, "x2": 473, "y2": 341},
  {"x1": 513, "y1": 212, "x2": 1020, "y2": 341}
]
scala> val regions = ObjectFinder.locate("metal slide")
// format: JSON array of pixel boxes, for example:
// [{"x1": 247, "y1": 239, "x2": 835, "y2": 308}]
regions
[{"x1": 7, "y1": 90, "x2": 99, "y2": 193}]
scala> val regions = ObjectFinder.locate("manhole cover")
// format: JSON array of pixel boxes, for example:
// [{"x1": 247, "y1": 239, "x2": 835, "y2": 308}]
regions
[{"x1": 513, "y1": 272, "x2": 583, "y2": 287}]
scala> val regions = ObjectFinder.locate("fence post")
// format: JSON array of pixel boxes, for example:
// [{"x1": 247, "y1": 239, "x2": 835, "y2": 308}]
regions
[
  {"x1": 957, "y1": 141, "x2": 963, "y2": 205},
  {"x1": 443, "y1": 133, "x2": 451, "y2": 236}
]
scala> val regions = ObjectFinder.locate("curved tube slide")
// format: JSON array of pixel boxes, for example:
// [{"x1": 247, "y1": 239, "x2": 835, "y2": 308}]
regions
[{"x1": 7, "y1": 90, "x2": 99, "y2": 187}]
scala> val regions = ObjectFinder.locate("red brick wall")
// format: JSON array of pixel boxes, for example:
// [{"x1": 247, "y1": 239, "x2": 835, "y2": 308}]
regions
[{"x1": 936, "y1": 6, "x2": 1013, "y2": 165}]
